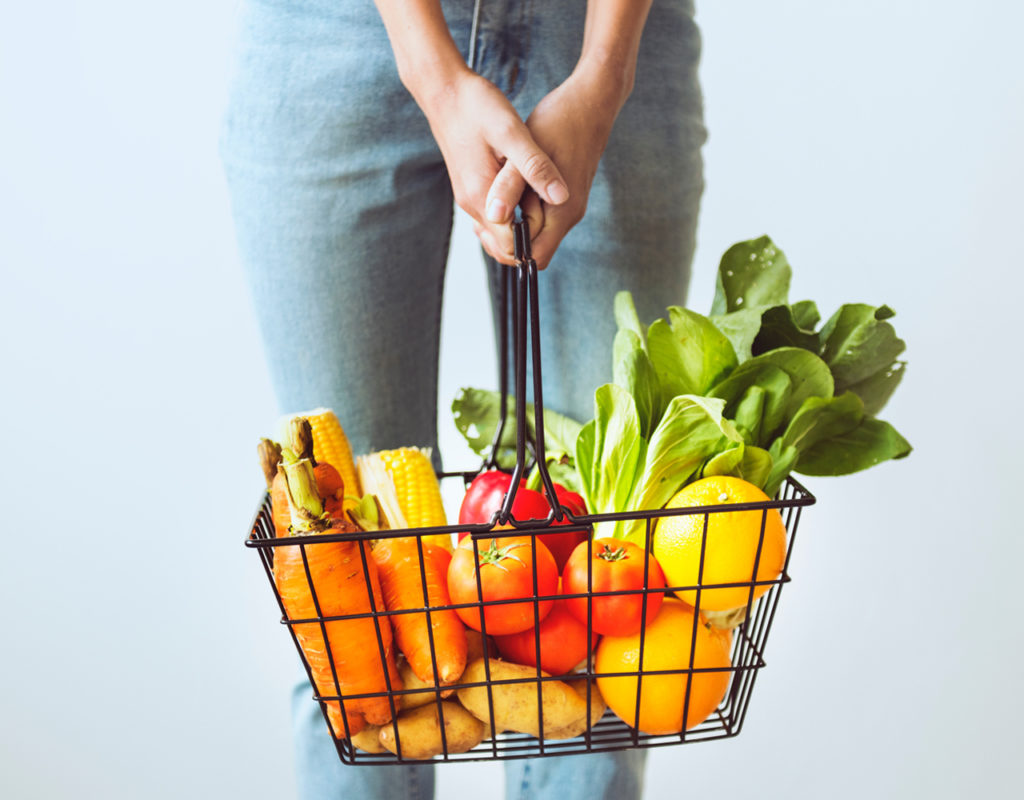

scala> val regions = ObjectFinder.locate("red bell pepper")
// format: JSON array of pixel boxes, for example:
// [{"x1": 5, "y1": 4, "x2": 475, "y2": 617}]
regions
[{"x1": 457, "y1": 470, "x2": 588, "y2": 570}]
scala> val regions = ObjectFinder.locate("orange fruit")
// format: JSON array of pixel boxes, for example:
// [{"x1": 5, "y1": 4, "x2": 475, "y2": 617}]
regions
[
  {"x1": 652, "y1": 476, "x2": 787, "y2": 611},
  {"x1": 595, "y1": 599, "x2": 732, "y2": 734}
]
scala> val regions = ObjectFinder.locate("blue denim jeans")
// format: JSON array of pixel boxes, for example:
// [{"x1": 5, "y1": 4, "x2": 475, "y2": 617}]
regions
[{"x1": 223, "y1": 0, "x2": 704, "y2": 797}]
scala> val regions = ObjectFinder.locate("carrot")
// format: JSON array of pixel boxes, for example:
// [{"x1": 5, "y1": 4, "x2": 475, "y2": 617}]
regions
[
  {"x1": 258, "y1": 438, "x2": 291, "y2": 538},
  {"x1": 288, "y1": 417, "x2": 345, "y2": 518},
  {"x1": 274, "y1": 458, "x2": 402, "y2": 736},
  {"x1": 350, "y1": 499, "x2": 467, "y2": 687}
]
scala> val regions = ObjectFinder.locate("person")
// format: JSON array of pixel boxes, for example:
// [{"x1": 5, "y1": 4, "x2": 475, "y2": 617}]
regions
[{"x1": 222, "y1": 0, "x2": 705, "y2": 797}]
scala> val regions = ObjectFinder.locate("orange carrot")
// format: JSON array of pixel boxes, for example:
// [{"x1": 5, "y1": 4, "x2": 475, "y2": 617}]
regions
[
  {"x1": 368, "y1": 533, "x2": 468, "y2": 687},
  {"x1": 275, "y1": 459, "x2": 402, "y2": 736},
  {"x1": 258, "y1": 439, "x2": 291, "y2": 538},
  {"x1": 288, "y1": 418, "x2": 345, "y2": 518}
]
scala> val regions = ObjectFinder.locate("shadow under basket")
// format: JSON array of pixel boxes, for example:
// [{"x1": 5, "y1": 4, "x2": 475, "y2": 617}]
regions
[{"x1": 245, "y1": 475, "x2": 814, "y2": 765}]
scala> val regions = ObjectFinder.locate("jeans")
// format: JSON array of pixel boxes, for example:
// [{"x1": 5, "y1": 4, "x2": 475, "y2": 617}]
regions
[{"x1": 223, "y1": 0, "x2": 705, "y2": 797}]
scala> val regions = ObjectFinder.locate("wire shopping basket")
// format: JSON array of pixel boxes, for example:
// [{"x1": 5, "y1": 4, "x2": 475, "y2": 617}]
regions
[{"x1": 245, "y1": 215, "x2": 815, "y2": 765}]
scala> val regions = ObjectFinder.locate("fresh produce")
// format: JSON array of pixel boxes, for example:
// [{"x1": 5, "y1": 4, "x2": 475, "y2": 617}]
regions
[
  {"x1": 447, "y1": 535, "x2": 558, "y2": 635},
  {"x1": 595, "y1": 599, "x2": 732, "y2": 734},
  {"x1": 273, "y1": 458, "x2": 401, "y2": 736},
  {"x1": 288, "y1": 418, "x2": 346, "y2": 517},
  {"x1": 457, "y1": 470, "x2": 587, "y2": 570},
  {"x1": 456, "y1": 659, "x2": 598, "y2": 739},
  {"x1": 562, "y1": 539, "x2": 666, "y2": 636},
  {"x1": 396, "y1": 657, "x2": 453, "y2": 710},
  {"x1": 457, "y1": 469, "x2": 521, "y2": 527},
  {"x1": 548, "y1": 679, "x2": 607, "y2": 740},
  {"x1": 348, "y1": 499, "x2": 468, "y2": 689},
  {"x1": 377, "y1": 701, "x2": 486, "y2": 759},
  {"x1": 452, "y1": 236, "x2": 911, "y2": 542},
  {"x1": 350, "y1": 724, "x2": 386, "y2": 754},
  {"x1": 258, "y1": 438, "x2": 291, "y2": 538},
  {"x1": 464, "y1": 627, "x2": 493, "y2": 663},
  {"x1": 283, "y1": 408, "x2": 361, "y2": 512},
  {"x1": 493, "y1": 587, "x2": 598, "y2": 675},
  {"x1": 423, "y1": 542, "x2": 452, "y2": 579},
  {"x1": 653, "y1": 475, "x2": 787, "y2": 611},
  {"x1": 358, "y1": 447, "x2": 453, "y2": 552}
]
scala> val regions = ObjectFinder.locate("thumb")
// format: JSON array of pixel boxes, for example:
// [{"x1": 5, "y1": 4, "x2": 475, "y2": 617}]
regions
[
  {"x1": 495, "y1": 124, "x2": 569, "y2": 207},
  {"x1": 484, "y1": 160, "x2": 527, "y2": 224}
]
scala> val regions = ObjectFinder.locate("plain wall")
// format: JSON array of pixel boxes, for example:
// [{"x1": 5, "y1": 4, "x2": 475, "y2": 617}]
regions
[{"x1": 2, "y1": 1, "x2": 1021, "y2": 798}]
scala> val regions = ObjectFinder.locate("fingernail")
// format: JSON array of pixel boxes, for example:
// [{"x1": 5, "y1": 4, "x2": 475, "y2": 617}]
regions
[
  {"x1": 486, "y1": 199, "x2": 508, "y2": 223},
  {"x1": 546, "y1": 180, "x2": 569, "y2": 204}
]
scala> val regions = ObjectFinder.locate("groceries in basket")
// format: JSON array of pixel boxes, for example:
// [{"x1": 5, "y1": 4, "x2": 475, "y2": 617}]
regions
[{"x1": 247, "y1": 233, "x2": 911, "y2": 762}]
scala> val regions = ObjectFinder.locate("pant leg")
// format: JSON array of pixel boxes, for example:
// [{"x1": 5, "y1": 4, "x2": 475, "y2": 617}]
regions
[
  {"x1": 221, "y1": 0, "x2": 455, "y2": 459},
  {"x1": 291, "y1": 682, "x2": 435, "y2": 800},
  {"x1": 485, "y1": 2, "x2": 705, "y2": 797},
  {"x1": 221, "y1": 1, "x2": 456, "y2": 796},
  {"x1": 504, "y1": 749, "x2": 647, "y2": 800},
  {"x1": 487, "y1": 0, "x2": 707, "y2": 426}
]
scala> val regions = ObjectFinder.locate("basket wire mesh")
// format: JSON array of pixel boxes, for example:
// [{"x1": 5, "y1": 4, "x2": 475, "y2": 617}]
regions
[{"x1": 245, "y1": 214, "x2": 815, "y2": 764}]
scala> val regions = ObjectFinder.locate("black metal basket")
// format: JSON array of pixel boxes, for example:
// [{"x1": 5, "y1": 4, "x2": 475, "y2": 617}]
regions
[{"x1": 245, "y1": 216, "x2": 815, "y2": 765}]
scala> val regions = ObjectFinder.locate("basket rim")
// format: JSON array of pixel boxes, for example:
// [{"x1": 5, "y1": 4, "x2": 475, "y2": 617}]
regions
[{"x1": 245, "y1": 474, "x2": 815, "y2": 550}]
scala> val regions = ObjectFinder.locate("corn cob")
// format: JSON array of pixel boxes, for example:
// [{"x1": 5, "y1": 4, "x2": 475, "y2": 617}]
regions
[
  {"x1": 358, "y1": 447, "x2": 453, "y2": 551},
  {"x1": 282, "y1": 408, "x2": 360, "y2": 509}
]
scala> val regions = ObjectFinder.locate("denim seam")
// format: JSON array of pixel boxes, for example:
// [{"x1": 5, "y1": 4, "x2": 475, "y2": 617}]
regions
[
  {"x1": 431, "y1": 196, "x2": 456, "y2": 472},
  {"x1": 517, "y1": 759, "x2": 532, "y2": 800}
]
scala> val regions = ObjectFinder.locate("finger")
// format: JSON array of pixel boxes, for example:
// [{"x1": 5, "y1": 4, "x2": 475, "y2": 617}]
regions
[
  {"x1": 526, "y1": 222, "x2": 567, "y2": 271},
  {"x1": 484, "y1": 161, "x2": 527, "y2": 224},
  {"x1": 473, "y1": 221, "x2": 516, "y2": 265},
  {"x1": 494, "y1": 125, "x2": 569, "y2": 207},
  {"x1": 520, "y1": 191, "x2": 545, "y2": 247}
]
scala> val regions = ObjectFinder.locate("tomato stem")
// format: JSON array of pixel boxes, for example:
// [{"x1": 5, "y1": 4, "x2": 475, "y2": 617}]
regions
[
  {"x1": 597, "y1": 543, "x2": 629, "y2": 562},
  {"x1": 478, "y1": 539, "x2": 527, "y2": 572}
]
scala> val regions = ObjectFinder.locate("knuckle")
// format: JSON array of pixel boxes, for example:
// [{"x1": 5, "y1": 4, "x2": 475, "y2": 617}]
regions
[{"x1": 521, "y1": 151, "x2": 552, "y2": 183}]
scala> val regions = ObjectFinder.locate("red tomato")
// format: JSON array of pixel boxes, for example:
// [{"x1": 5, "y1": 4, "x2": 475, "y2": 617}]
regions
[
  {"x1": 535, "y1": 525, "x2": 588, "y2": 574},
  {"x1": 562, "y1": 539, "x2": 666, "y2": 636},
  {"x1": 458, "y1": 470, "x2": 516, "y2": 528},
  {"x1": 493, "y1": 591, "x2": 599, "y2": 675},
  {"x1": 447, "y1": 535, "x2": 558, "y2": 635},
  {"x1": 547, "y1": 484, "x2": 587, "y2": 517},
  {"x1": 457, "y1": 472, "x2": 587, "y2": 570}
]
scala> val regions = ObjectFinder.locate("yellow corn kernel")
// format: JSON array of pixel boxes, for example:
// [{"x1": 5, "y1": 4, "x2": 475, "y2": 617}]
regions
[
  {"x1": 359, "y1": 447, "x2": 452, "y2": 551},
  {"x1": 293, "y1": 408, "x2": 360, "y2": 508}
]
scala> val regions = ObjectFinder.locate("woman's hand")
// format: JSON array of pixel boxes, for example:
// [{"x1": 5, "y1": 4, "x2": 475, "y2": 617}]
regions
[
  {"x1": 373, "y1": 0, "x2": 568, "y2": 263},
  {"x1": 414, "y1": 68, "x2": 570, "y2": 263},
  {"x1": 477, "y1": 66, "x2": 630, "y2": 268}
]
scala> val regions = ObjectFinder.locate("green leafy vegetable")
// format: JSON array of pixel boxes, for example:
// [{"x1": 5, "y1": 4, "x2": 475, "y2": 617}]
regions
[
  {"x1": 711, "y1": 236, "x2": 792, "y2": 315},
  {"x1": 451, "y1": 387, "x2": 583, "y2": 470},
  {"x1": 612, "y1": 328, "x2": 662, "y2": 439},
  {"x1": 618, "y1": 395, "x2": 742, "y2": 542},
  {"x1": 795, "y1": 418, "x2": 911, "y2": 475},
  {"x1": 575, "y1": 384, "x2": 647, "y2": 537},
  {"x1": 647, "y1": 307, "x2": 738, "y2": 406},
  {"x1": 752, "y1": 304, "x2": 821, "y2": 355},
  {"x1": 453, "y1": 233, "x2": 911, "y2": 521},
  {"x1": 702, "y1": 444, "x2": 774, "y2": 489},
  {"x1": 818, "y1": 303, "x2": 907, "y2": 411}
]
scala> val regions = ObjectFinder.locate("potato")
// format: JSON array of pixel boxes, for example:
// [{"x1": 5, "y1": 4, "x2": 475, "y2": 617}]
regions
[
  {"x1": 465, "y1": 627, "x2": 495, "y2": 663},
  {"x1": 378, "y1": 701, "x2": 485, "y2": 760},
  {"x1": 544, "y1": 679, "x2": 607, "y2": 740},
  {"x1": 350, "y1": 725, "x2": 386, "y2": 754},
  {"x1": 397, "y1": 657, "x2": 452, "y2": 710},
  {"x1": 456, "y1": 659, "x2": 590, "y2": 739}
]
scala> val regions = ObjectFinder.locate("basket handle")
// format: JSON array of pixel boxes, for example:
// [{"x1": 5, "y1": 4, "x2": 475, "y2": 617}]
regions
[{"x1": 484, "y1": 209, "x2": 568, "y2": 527}]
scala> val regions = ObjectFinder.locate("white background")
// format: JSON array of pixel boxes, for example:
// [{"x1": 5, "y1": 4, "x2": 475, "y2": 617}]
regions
[{"x1": 2, "y1": 1, "x2": 1022, "y2": 798}]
